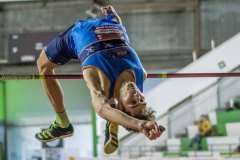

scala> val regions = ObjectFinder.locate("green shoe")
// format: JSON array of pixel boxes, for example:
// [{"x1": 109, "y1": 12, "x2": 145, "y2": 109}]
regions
[
  {"x1": 104, "y1": 121, "x2": 119, "y2": 154},
  {"x1": 35, "y1": 121, "x2": 74, "y2": 142}
]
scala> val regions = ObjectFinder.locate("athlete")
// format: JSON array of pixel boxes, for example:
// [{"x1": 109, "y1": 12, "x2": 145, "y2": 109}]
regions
[{"x1": 35, "y1": 5, "x2": 165, "y2": 154}]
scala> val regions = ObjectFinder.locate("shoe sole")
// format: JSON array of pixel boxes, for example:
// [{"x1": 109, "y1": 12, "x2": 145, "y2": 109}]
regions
[
  {"x1": 36, "y1": 132, "x2": 74, "y2": 143},
  {"x1": 104, "y1": 123, "x2": 119, "y2": 154}
]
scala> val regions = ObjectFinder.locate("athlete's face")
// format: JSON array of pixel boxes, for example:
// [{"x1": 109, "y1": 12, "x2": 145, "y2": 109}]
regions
[{"x1": 120, "y1": 82, "x2": 147, "y2": 117}]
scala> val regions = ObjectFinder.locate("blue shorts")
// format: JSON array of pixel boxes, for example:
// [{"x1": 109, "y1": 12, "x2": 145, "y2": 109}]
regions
[{"x1": 44, "y1": 25, "x2": 78, "y2": 65}]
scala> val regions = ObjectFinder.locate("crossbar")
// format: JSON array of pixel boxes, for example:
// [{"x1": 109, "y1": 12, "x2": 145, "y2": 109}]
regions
[{"x1": 0, "y1": 73, "x2": 240, "y2": 80}]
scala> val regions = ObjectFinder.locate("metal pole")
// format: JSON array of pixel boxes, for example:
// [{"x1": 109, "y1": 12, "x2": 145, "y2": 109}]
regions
[
  {"x1": 194, "y1": 0, "x2": 201, "y2": 58},
  {"x1": 91, "y1": 107, "x2": 98, "y2": 157},
  {"x1": 2, "y1": 82, "x2": 7, "y2": 160}
]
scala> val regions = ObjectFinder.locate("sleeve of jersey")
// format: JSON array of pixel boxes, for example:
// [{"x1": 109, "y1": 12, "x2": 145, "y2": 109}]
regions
[{"x1": 74, "y1": 20, "x2": 83, "y2": 28}]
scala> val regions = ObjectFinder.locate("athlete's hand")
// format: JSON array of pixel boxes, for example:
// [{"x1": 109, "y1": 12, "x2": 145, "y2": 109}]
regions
[
  {"x1": 101, "y1": 5, "x2": 117, "y2": 16},
  {"x1": 139, "y1": 121, "x2": 165, "y2": 140},
  {"x1": 101, "y1": 5, "x2": 122, "y2": 24}
]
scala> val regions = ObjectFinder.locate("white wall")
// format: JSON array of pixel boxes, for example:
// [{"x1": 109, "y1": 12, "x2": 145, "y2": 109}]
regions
[{"x1": 146, "y1": 32, "x2": 240, "y2": 117}]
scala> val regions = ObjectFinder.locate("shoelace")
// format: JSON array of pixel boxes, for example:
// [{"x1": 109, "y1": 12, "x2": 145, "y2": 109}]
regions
[
  {"x1": 48, "y1": 122, "x2": 58, "y2": 131},
  {"x1": 41, "y1": 122, "x2": 58, "y2": 136}
]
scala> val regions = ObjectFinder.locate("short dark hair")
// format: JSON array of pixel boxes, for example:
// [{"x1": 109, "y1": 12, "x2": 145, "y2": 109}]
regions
[{"x1": 134, "y1": 107, "x2": 156, "y2": 121}]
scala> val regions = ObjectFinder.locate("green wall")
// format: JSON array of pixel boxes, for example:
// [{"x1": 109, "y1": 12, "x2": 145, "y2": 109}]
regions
[
  {"x1": 0, "y1": 82, "x2": 4, "y2": 160},
  {"x1": 5, "y1": 80, "x2": 92, "y2": 124},
  {"x1": 0, "y1": 82, "x2": 4, "y2": 121}
]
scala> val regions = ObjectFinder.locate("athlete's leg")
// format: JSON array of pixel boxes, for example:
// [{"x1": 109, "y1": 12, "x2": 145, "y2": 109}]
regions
[
  {"x1": 37, "y1": 49, "x2": 65, "y2": 113},
  {"x1": 35, "y1": 49, "x2": 73, "y2": 142}
]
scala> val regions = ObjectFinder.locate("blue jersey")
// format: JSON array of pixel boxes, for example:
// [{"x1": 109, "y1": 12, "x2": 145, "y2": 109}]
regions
[
  {"x1": 44, "y1": 14, "x2": 145, "y2": 99},
  {"x1": 82, "y1": 43, "x2": 145, "y2": 98},
  {"x1": 70, "y1": 15, "x2": 145, "y2": 98},
  {"x1": 71, "y1": 14, "x2": 130, "y2": 58}
]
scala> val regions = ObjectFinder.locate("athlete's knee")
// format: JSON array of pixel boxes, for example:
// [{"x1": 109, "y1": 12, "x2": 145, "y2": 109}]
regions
[
  {"x1": 37, "y1": 50, "x2": 54, "y2": 74},
  {"x1": 37, "y1": 61, "x2": 53, "y2": 75}
]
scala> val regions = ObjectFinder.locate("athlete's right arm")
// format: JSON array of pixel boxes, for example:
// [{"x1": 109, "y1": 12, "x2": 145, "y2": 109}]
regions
[
  {"x1": 101, "y1": 5, "x2": 122, "y2": 24},
  {"x1": 89, "y1": 89, "x2": 163, "y2": 140}
]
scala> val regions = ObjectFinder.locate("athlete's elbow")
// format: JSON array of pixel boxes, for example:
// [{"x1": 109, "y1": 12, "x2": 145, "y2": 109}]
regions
[
  {"x1": 95, "y1": 105, "x2": 107, "y2": 119},
  {"x1": 95, "y1": 104, "x2": 103, "y2": 116},
  {"x1": 90, "y1": 90, "x2": 109, "y2": 118}
]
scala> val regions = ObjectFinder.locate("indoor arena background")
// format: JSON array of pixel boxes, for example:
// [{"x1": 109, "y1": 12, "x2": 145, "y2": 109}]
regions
[{"x1": 0, "y1": 0, "x2": 240, "y2": 160}]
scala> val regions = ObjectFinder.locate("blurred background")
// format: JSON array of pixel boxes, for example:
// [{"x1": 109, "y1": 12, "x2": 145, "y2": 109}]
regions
[{"x1": 0, "y1": 0, "x2": 240, "y2": 159}]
